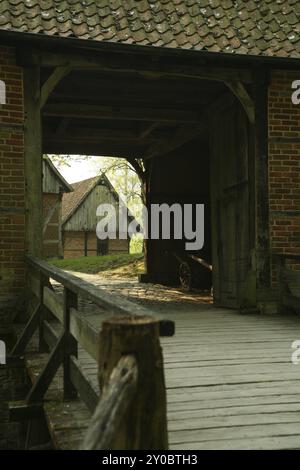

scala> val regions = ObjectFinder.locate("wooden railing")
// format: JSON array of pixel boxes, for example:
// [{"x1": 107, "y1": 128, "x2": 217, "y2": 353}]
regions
[
  {"x1": 274, "y1": 253, "x2": 300, "y2": 313},
  {"x1": 82, "y1": 315, "x2": 168, "y2": 450},
  {"x1": 9, "y1": 255, "x2": 174, "y2": 449}
]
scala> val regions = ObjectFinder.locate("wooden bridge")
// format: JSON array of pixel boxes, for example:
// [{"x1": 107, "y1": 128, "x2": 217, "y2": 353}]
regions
[{"x1": 8, "y1": 255, "x2": 300, "y2": 450}]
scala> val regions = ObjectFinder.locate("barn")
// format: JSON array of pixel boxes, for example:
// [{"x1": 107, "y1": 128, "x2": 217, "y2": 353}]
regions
[
  {"x1": 42, "y1": 156, "x2": 73, "y2": 259},
  {"x1": 61, "y1": 174, "x2": 131, "y2": 258},
  {"x1": 1, "y1": 0, "x2": 300, "y2": 452},
  {"x1": 0, "y1": 1, "x2": 299, "y2": 317}
]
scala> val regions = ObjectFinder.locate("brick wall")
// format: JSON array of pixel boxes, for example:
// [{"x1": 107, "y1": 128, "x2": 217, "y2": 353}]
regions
[
  {"x1": 269, "y1": 71, "x2": 300, "y2": 283},
  {"x1": 0, "y1": 46, "x2": 25, "y2": 320},
  {"x1": 63, "y1": 231, "x2": 129, "y2": 258}
]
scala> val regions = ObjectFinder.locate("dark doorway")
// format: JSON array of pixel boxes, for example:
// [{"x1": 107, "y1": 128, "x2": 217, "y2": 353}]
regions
[{"x1": 97, "y1": 239, "x2": 109, "y2": 256}]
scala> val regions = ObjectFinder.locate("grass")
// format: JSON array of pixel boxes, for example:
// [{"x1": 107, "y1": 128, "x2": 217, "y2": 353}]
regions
[{"x1": 49, "y1": 253, "x2": 144, "y2": 277}]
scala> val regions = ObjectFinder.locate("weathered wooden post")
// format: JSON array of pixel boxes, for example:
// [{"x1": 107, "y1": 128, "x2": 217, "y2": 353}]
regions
[
  {"x1": 83, "y1": 315, "x2": 168, "y2": 450},
  {"x1": 63, "y1": 288, "x2": 78, "y2": 400}
]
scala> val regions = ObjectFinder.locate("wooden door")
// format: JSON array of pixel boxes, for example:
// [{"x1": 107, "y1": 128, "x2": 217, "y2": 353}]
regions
[{"x1": 210, "y1": 97, "x2": 256, "y2": 309}]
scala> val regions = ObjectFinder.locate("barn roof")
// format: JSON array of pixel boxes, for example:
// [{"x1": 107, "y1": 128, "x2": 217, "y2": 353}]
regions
[
  {"x1": 61, "y1": 173, "x2": 137, "y2": 227},
  {"x1": 43, "y1": 156, "x2": 73, "y2": 193},
  {"x1": 0, "y1": 1, "x2": 299, "y2": 58}
]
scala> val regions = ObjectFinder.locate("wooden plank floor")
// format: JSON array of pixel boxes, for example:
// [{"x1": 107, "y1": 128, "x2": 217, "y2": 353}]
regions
[
  {"x1": 75, "y1": 306, "x2": 300, "y2": 450},
  {"x1": 24, "y1": 277, "x2": 300, "y2": 450}
]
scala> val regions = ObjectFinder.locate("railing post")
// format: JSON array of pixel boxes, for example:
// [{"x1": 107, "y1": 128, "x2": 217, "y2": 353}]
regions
[
  {"x1": 38, "y1": 272, "x2": 49, "y2": 353},
  {"x1": 96, "y1": 315, "x2": 168, "y2": 450},
  {"x1": 63, "y1": 288, "x2": 78, "y2": 400}
]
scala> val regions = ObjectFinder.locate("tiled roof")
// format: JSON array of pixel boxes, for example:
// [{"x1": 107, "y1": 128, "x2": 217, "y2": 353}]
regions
[{"x1": 0, "y1": 1, "x2": 299, "y2": 58}]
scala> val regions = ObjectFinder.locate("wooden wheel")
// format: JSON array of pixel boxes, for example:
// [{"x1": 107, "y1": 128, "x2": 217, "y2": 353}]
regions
[{"x1": 179, "y1": 262, "x2": 192, "y2": 291}]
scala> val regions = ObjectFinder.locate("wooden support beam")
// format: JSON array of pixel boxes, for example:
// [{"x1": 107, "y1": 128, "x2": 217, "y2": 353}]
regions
[
  {"x1": 63, "y1": 288, "x2": 78, "y2": 400},
  {"x1": 139, "y1": 122, "x2": 160, "y2": 140},
  {"x1": 26, "y1": 332, "x2": 65, "y2": 404},
  {"x1": 26, "y1": 255, "x2": 175, "y2": 339},
  {"x1": 42, "y1": 319, "x2": 99, "y2": 413},
  {"x1": 10, "y1": 304, "x2": 41, "y2": 357},
  {"x1": 21, "y1": 49, "x2": 253, "y2": 84},
  {"x1": 253, "y1": 69, "x2": 271, "y2": 294},
  {"x1": 69, "y1": 357, "x2": 99, "y2": 414},
  {"x1": 43, "y1": 103, "x2": 203, "y2": 123},
  {"x1": 43, "y1": 197, "x2": 60, "y2": 236},
  {"x1": 225, "y1": 81, "x2": 255, "y2": 124},
  {"x1": 42, "y1": 141, "x2": 143, "y2": 158},
  {"x1": 24, "y1": 67, "x2": 43, "y2": 257},
  {"x1": 40, "y1": 66, "x2": 71, "y2": 109},
  {"x1": 43, "y1": 127, "x2": 160, "y2": 143}
]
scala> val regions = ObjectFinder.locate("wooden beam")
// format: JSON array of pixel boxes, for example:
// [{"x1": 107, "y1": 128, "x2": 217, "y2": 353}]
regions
[
  {"x1": 24, "y1": 67, "x2": 43, "y2": 257},
  {"x1": 42, "y1": 141, "x2": 145, "y2": 158},
  {"x1": 139, "y1": 122, "x2": 160, "y2": 140},
  {"x1": 26, "y1": 332, "x2": 65, "y2": 404},
  {"x1": 10, "y1": 304, "x2": 41, "y2": 357},
  {"x1": 26, "y1": 255, "x2": 175, "y2": 338},
  {"x1": 43, "y1": 196, "x2": 60, "y2": 236},
  {"x1": 43, "y1": 127, "x2": 161, "y2": 142},
  {"x1": 43, "y1": 103, "x2": 203, "y2": 123},
  {"x1": 70, "y1": 357, "x2": 99, "y2": 413},
  {"x1": 21, "y1": 50, "x2": 253, "y2": 84},
  {"x1": 225, "y1": 81, "x2": 255, "y2": 124},
  {"x1": 43, "y1": 285, "x2": 100, "y2": 361},
  {"x1": 63, "y1": 288, "x2": 78, "y2": 400},
  {"x1": 253, "y1": 69, "x2": 271, "y2": 294},
  {"x1": 40, "y1": 66, "x2": 71, "y2": 109}
]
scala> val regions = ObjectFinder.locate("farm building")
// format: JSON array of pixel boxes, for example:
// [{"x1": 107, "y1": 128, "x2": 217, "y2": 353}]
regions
[
  {"x1": 1, "y1": 0, "x2": 300, "y2": 453},
  {"x1": 61, "y1": 174, "x2": 131, "y2": 258},
  {"x1": 42, "y1": 156, "x2": 73, "y2": 259},
  {"x1": 0, "y1": 1, "x2": 299, "y2": 315}
]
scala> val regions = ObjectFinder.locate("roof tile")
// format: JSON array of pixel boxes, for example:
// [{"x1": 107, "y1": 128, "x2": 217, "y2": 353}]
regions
[{"x1": 0, "y1": 0, "x2": 299, "y2": 58}]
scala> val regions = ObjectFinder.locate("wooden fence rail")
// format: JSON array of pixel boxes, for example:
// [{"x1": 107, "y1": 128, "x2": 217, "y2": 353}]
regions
[{"x1": 9, "y1": 255, "x2": 174, "y2": 449}]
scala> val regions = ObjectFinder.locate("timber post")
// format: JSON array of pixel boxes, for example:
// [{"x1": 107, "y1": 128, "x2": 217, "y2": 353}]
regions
[
  {"x1": 24, "y1": 66, "x2": 43, "y2": 258},
  {"x1": 63, "y1": 288, "x2": 78, "y2": 400},
  {"x1": 253, "y1": 69, "x2": 271, "y2": 302},
  {"x1": 38, "y1": 272, "x2": 49, "y2": 353},
  {"x1": 83, "y1": 315, "x2": 168, "y2": 450}
]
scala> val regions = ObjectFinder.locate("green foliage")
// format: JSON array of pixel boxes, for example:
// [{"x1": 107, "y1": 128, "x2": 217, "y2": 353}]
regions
[
  {"x1": 130, "y1": 234, "x2": 144, "y2": 254},
  {"x1": 49, "y1": 253, "x2": 144, "y2": 275},
  {"x1": 96, "y1": 156, "x2": 144, "y2": 225}
]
